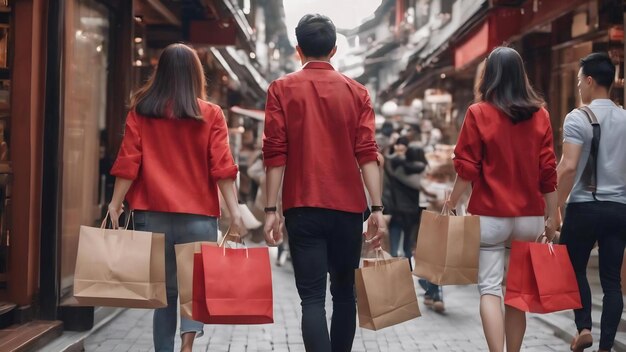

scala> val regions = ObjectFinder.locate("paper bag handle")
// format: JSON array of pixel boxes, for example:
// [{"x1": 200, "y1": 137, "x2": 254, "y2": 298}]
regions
[
  {"x1": 535, "y1": 232, "x2": 555, "y2": 255},
  {"x1": 99, "y1": 210, "x2": 134, "y2": 231},
  {"x1": 218, "y1": 229, "x2": 249, "y2": 258}
]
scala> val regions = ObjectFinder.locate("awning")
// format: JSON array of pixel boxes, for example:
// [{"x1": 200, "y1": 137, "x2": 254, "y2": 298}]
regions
[
  {"x1": 215, "y1": 47, "x2": 269, "y2": 101},
  {"x1": 210, "y1": 47, "x2": 240, "y2": 85},
  {"x1": 518, "y1": 0, "x2": 589, "y2": 33},
  {"x1": 454, "y1": 8, "x2": 521, "y2": 70},
  {"x1": 230, "y1": 106, "x2": 264, "y2": 121},
  {"x1": 414, "y1": 0, "x2": 487, "y2": 65},
  {"x1": 224, "y1": 47, "x2": 269, "y2": 92}
]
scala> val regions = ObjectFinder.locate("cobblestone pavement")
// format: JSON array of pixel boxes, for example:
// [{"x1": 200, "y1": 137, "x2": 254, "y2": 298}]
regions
[{"x1": 84, "y1": 254, "x2": 567, "y2": 352}]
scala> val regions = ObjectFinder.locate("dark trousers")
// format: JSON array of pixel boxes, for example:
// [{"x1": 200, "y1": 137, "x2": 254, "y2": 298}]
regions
[
  {"x1": 389, "y1": 211, "x2": 421, "y2": 266},
  {"x1": 284, "y1": 207, "x2": 363, "y2": 352},
  {"x1": 560, "y1": 201, "x2": 626, "y2": 351}
]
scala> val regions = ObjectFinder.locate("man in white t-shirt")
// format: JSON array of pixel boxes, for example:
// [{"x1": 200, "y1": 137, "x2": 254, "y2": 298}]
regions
[{"x1": 556, "y1": 52, "x2": 626, "y2": 352}]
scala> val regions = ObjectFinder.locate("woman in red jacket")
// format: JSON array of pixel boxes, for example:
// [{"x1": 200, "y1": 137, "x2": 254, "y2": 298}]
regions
[
  {"x1": 445, "y1": 47, "x2": 558, "y2": 352},
  {"x1": 108, "y1": 43, "x2": 245, "y2": 352}
]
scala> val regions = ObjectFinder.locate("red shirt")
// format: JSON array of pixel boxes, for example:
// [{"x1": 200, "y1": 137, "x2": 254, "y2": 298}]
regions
[
  {"x1": 110, "y1": 100, "x2": 238, "y2": 217},
  {"x1": 453, "y1": 102, "x2": 557, "y2": 217},
  {"x1": 262, "y1": 62, "x2": 379, "y2": 213}
]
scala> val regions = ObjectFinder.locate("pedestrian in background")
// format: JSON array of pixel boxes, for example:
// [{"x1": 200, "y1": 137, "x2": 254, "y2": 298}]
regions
[
  {"x1": 445, "y1": 47, "x2": 558, "y2": 352},
  {"x1": 108, "y1": 43, "x2": 246, "y2": 352},
  {"x1": 262, "y1": 14, "x2": 385, "y2": 352},
  {"x1": 557, "y1": 52, "x2": 626, "y2": 352},
  {"x1": 385, "y1": 138, "x2": 423, "y2": 264}
]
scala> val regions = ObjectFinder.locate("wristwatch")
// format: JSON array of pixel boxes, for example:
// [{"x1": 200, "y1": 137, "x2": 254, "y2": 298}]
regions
[
  {"x1": 370, "y1": 205, "x2": 384, "y2": 213},
  {"x1": 264, "y1": 206, "x2": 277, "y2": 213}
]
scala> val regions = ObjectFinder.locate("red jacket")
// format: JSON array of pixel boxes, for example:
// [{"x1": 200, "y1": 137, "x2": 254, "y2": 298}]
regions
[
  {"x1": 110, "y1": 100, "x2": 238, "y2": 217},
  {"x1": 262, "y1": 61, "x2": 379, "y2": 213},
  {"x1": 453, "y1": 102, "x2": 557, "y2": 217}
]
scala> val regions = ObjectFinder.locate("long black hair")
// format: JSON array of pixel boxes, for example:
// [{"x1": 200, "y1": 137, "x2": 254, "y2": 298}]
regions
[
  {"x1": 477, "y1": 47, "x2": 544, "y2": 123},
  {"x1": 131, "y1": 43, "x2": 206, "y2": 120}
]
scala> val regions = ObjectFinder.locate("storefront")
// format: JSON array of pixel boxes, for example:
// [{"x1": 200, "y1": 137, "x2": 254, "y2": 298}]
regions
[
  {"x1": 0, "y1": 0, "x2": 133, "y2": 339},
  {"x1": 547, "y1": 1, "x2": 624, "y2": 156},
  {"x1": 451, "y1": 0, "x2": 624, "y2": 156},
  {"x1": 40, "y1": 0, "x2": 134, "y2": 329}
]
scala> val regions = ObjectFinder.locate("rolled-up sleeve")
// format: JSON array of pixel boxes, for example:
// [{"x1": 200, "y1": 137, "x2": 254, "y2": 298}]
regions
[
  {"x1": 208, "y1": 109, "x2": 238, "y2": 180},
  {"x1": 355, "y1": 93, "x2": 379, "y2": 165},
  {"x1": 263, "y1": 82, "x2": 288, "y2": 167},
  {"x1": 539, "y1": 118, "x2": 557, "y2": 193},
  {"x1": 111, "y1": 111, "x2": 142, "y2": 180},
  {"x1": 453, "y1": 108, "x2": 483, "y2": 182}
]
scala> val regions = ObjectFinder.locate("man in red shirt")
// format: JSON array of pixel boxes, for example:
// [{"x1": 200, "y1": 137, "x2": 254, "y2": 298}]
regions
[{"x1": 262, "y1": 14, "x2": 385, "y2": 352}]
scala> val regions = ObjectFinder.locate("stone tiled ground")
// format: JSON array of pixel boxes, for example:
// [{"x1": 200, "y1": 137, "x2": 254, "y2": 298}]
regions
[{"x1": 84, "y1": 256, "x2": 567, "y2": 352}]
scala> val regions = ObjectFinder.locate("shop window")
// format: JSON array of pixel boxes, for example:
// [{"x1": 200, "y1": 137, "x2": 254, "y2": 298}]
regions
[{"x1": 59, "y1": 0, "x2": 109, "y2": 301}]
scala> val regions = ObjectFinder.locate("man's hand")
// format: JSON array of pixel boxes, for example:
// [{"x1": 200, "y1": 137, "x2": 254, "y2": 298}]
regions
[
  {"x1": 264, "y1": 212, "x2": 283, "y2": 246},
  {"x1": 108, "y1": 202, "x2": 124, "y2": 229},
  {"x1": 365, "y1": 211, "x2": 387, "y2": 249}
]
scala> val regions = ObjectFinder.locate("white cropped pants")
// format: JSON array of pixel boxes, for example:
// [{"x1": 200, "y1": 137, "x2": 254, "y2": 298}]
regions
[{"x1": 478, "y1": 216, "x2": 544, "y2": 297}]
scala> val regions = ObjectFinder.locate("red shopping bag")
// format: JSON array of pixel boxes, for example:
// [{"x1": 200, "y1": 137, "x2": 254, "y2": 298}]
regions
[
  {"x1": 505, "y1": 240, "x2": 582, "y2": 313},
  {"x1": 192, "y1": 242, "x2": 273, "y2": 324}
]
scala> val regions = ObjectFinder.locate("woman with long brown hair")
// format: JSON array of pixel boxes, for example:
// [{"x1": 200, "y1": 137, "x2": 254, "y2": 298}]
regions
[
  {"x1": 108, "y1": 43, "x2": 245, "y2": 352},
  {"x1": 445, "y1": 47, "x2": 558, "y2": 351}
]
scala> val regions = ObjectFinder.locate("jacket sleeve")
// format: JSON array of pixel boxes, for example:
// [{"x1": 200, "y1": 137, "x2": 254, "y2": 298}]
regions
[
  {"x1": 355, "y1": 93, "x2": 379, "y2": 165},
  {"x1": 539, "y1": 113, "x2": 558, "y2": 193},
  {"x1": 453, "y1": 107, "x2": 483, "y2": 182},
  {"x1": 208, "y1": 109, "x2": 239, "y2": 180},
  {"x1": 262, "y1": 82, "x2": 288, "y2": 167},
  {"x1": 110, "y1": 111, "x2": 142, "y2": 180}
]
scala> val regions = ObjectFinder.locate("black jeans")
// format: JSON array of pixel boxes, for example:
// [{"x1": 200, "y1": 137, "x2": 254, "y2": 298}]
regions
[
  {"x1": 560, "y1": 201, "x2": 626, "y2": 351},
  {"x1": 284, "y1": 207, "x2": 363, "y2": 352}
]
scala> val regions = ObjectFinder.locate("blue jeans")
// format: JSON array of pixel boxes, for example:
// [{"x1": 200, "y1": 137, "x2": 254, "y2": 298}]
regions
[
  {"x1": 284, "y1": 207, "x2": 363, "y2": 352},
  {"x1": 133, "y1": 211, "x2": 218, "y2": 352}
]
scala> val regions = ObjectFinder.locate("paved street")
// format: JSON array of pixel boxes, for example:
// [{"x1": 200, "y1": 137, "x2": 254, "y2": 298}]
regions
[{"x1": 84, "y1": 253, "x2": 567, "y2": 352}]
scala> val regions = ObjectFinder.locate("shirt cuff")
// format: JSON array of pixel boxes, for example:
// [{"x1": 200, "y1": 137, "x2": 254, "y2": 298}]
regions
[
  {"x1": 110, "y1": 159, "x2": 139, "y2": 180},
  {"x1": 264, "y1": 155, "x2": 287, "y2": 167},
  {"x1": 357, "y1": 152, "x2": 380, "y2": 166},
  {"x1": 563, "y1": 136, "x2": 584, "y2": 145},
  {"x1": 212, "y1": 165, "x2": 239, "y2": 180},
  {"x1": 453, "y1": 159, "x2": 481, "y2": 182}
]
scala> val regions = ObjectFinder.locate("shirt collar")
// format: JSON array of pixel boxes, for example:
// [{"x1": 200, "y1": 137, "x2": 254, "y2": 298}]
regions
[
  {"x1": 589, "y1": 98, "x2": 616, "y2": 107},
  {"x1": 302, "y1": 61, "x2": 335, "y2": 71}
]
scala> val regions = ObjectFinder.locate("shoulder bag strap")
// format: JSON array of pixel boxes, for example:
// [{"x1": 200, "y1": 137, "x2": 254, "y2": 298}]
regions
[{"x1": 577, "y1": 106, "x2": 601, "y2": 201}]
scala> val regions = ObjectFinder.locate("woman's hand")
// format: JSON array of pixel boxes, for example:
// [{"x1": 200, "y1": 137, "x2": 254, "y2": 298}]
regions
[
  {"x1": 227, "y1": 215, "x2": 248, "y2": 240},
  {"x1": 443, "y1": 198, "x2": 456, "y2": 213},
  {"x1": 545, "y1": 216, "x2": 557, "y2": 242},
  {"x1": 108, "y1": 202, "x2": 124, "y2": 229}
]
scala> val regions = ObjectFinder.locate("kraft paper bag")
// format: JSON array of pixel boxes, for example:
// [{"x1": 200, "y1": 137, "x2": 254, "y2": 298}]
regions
[
  {"x1": 413, "y1": 210, "x2": 480, "y2": 285},
  {"x1": 73, "y1": 224, "x2": 167, "y2": 308},
  {"x1": 175, "y1": 241, "x2": 217, "y2": 319},
  {"x1": 356, "y1": 253, "x2": 421, "y2": 331}
]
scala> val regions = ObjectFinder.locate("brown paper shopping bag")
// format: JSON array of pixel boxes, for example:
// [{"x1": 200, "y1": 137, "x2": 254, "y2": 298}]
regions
[
  {"x1": 175, "y1": 241, "x2": 217, "y2": 319},
  {"x1": 413, "y1": 210, "x2": 480, "y2": 285},
  {"x1": 73, "y1": 215, "x2": 167, "y2": 308},
  {"x1": 356, "y1": 251, "x2": 421, "y2": 330}
]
